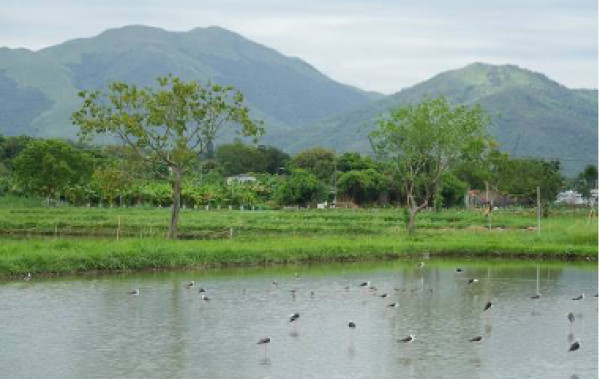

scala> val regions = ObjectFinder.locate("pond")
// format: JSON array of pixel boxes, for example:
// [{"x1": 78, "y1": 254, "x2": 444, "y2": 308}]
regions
[{"x1": 0, "y1": 260, "x2": 597, "y2": 378}]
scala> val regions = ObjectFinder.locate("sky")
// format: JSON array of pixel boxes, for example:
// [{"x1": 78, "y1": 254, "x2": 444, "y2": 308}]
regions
[{"x1": 2, "y1": 0, "x2": 598, "y2": 94}]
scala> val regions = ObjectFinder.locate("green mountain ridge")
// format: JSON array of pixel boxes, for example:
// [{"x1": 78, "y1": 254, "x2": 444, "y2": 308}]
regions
[
  {"x1": 0, "y1": 25, "x2": 382, "y2": 138},
  {"x1": 0, "y1": 27, "x2": 597, "y2": 175},
  {"x1": 269, "y1": 63, "x2": 598, "y2": 174}
]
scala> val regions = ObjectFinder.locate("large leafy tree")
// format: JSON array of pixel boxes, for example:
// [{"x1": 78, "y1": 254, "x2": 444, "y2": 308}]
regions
[
  {"x1": 73, "y1": 75, "x2": 262, "y2": 238},
  {"x1": 13, "y1": 139, "x2": 93, "y2": 200},
  {"x1": 274, "y1": 169, "x2": 326, "y2": 206},
  {"x1": 289, "y1": 147, "x2": 336, "y2": 182},
  {"x1": 370, "y1": 97, "x2": 490, "y2": 232}
]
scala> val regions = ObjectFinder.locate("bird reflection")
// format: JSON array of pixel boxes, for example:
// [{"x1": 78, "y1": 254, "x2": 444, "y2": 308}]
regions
[
  {"x1": 259, "y1": 358, "x2": 272, "y2": 366},
  {"x1": 485, "y1": 323, "x2": 492, "y2": 335},
  {"x1": 347, "y1": 345, "x2": 356, "y2": 358},
  {"x1": 289, "y1": 330, "x2": 299, "y2": 338},
  {"x1": 568, "y1": 332, "x2": 574, "y2": 343}
]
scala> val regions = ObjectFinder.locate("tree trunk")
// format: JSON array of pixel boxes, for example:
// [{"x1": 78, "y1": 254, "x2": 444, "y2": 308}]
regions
[
  {"x1": 407, "y1": 207, "x2": 417, "y2": 234},
  {"x1": 168, "y1": 167, "x2": 182, "y2": 239}
]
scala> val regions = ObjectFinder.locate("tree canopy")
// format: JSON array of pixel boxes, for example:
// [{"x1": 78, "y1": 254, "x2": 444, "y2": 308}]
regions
[
  {"x1": 371, "y1": 96, "x2": 490, "y2": 232},
  {"x1": 72, "y1": 75, "x2": 263, "y2": 238},
  {"x1": 13, "y1": 139, "x2": 93, "y2": 199}
]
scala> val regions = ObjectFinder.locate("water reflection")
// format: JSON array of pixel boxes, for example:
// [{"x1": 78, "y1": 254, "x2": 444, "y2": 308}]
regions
[{"x1": 0, "y1": 259, "x2": 597, "y2": 379}]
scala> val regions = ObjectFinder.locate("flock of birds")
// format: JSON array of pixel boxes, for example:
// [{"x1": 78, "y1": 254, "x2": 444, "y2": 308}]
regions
[{"x1": 21, "y1": 265, "x2": 596, "y2": 358}]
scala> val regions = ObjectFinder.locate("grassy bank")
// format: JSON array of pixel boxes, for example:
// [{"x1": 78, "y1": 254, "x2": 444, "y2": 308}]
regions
[
  {"x1": 0, "y1": 226, "x2": 596, "y2": 278},
  {"x1": 0, "y1": 205, "x2": 593, "y2": 238},
  {"x1": 0, "y1": 206, "x2": 596, "y2": 278}
]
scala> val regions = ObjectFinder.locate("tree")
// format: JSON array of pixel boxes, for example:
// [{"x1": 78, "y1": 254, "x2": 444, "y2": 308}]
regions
[
  {"x1": 338, "y1": 169, "x2": 385, "y2": 204},
  {"x1": 289, "y1": 147, "x2": 336, "y2": 181},
  {"x1": 73, "y1": 75, "x2": 262, "y2": 238},
  {"x1": 274, "y1": 169, "x2": 326, "y2": 206},
  {"x1": 336, "y1": 152, "x2": 376, "y2": 172},
  {"x1": 501, "y1": 159, "x2": 563, "y2": 216},
  {"x1": 13, "y1": 139, "x2": 93, "y2": 200},
  {"x1": 216, "y1": 141, "x2": 289, "y2": 176},
  {"x1": 370, "y1": 97, "x2": 490, "y2": 233}
]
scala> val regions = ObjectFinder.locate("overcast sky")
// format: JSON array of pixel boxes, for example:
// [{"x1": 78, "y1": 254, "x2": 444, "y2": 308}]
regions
[{"x1": 2, "y1": 0, "x2": 597, "y2": 94}]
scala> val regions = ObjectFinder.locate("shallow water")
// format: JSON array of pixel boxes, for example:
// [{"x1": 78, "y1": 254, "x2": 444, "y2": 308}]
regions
[{"x1": 0, "y1": 260, "x2": 597, "y2": 378}]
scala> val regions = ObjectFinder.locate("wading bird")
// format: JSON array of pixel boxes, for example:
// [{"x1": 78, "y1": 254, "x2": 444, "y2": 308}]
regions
[
  {"x1": 470, "y1": 336, "x2": 483, "y2": 342},
  {"x1": 23, "y1": 273, "x2": 31, "y2": 281},
  {"x1": 531, "y1": 293, "x2": 541, "y2": 299},
  {"x1": 388, "y1": 302, "x2": 399, "y2": 308},
  {"x1": 359, "y1": 281, "x2": 370, "y2": 287},
  {"x1": 201, "y1": 294, "x2": 211, "y2": 301},
  {"x1": 257, "y1": 337, "x2": 271, "y2": 355},
  {"x1": 467, "y1": 279, "x2": 479, "y2": 285},
  {"x1": 569, "y1": 340, "x2": 580, "y2": 352},
  {"x1": 184, "y1": 281, "x2": 195, "y2": 289},
  {"x1": 198, "y1": 288, "x2": 207, "y2": 293},
  {"x1": 289, "y1": 313, "x2": 300, "y2": 323},
  {"x1": 128, "y1": 289, "x2": 140, "y2": 296},
  {"x1": 483, "y1": 301, "x2": 493, "y2": 311},
  {"x1": 572, "y1": 294, "x2": 584, "y2": 301},
  {"x1": 348, "y1": 321, "x2": 356, "y2": 329},
  {"x1": 398, "y1": 334, "x2": 415, "y2": 343}
]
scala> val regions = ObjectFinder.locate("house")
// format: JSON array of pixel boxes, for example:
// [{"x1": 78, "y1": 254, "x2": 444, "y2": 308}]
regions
[
  {"x1": 555, "y1": 190, "x2": 586, "y2": 205},
  {"x1": 226, "y1": 174, "x2": 257, "y2": 185}
]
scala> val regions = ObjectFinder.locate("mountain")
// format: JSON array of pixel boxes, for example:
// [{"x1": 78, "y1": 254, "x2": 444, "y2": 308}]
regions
[
  {"x1": 0, "y1": 25, "x2": 382, "y2": 138},
  {"x1": 0, "y1": 27, "x2": 596, "y2": 175},
  {"x1": 271, "y1": 63, "x2": 597, "y2": 175}
]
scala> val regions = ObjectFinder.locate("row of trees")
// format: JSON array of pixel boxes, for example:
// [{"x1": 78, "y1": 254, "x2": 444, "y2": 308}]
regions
[{"x1": 0, "y1": 76, "x2": 593, "y2": 236}]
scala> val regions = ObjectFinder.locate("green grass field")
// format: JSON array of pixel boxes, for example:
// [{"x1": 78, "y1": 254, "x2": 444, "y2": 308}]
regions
[{"x1": 0, "y1": 203, "x2": 596, "y2": 278}]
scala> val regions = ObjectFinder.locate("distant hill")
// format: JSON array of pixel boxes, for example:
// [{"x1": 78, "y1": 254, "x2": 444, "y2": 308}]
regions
[
  {"x1": 271, "y1": 63, "x2": 597, "y2": 175},
  {"x1": 0, "y1": 25, "x2": 382, "y2": 138},
  {"x1": 0, "y1": 27, "x2": 596, "y2": 175}
]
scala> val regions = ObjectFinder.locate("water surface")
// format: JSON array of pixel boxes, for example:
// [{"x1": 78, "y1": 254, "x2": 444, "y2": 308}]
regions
[{"x1": 1, "y1": 260, "x2": 597, "y2": 378}]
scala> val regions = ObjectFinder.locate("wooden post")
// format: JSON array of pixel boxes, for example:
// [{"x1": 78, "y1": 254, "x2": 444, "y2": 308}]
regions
[
  {"x1": 537, "y1": 186, "x2": 541, "y2": 236},
  {"x1": 117, "y1": 215, "x2": 121, "y2": 241}
]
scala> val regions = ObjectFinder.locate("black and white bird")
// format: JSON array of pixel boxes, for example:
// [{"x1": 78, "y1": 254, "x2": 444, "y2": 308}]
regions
[
  {"x1": 379, "y1": 293, "x2": 389, "y2": 298},
  {"x1": 469, "y1": 336, "x2": 483, "y2": 342},
  {"x1": 567, "y1": 312, "x2": 575, "y2": 323},
  {"x1": 289, "y1": 313, "x2": 300, "y2": 323},
  {"x1": 388, "y1": 302, "x2": 399, "y2": 308},
  {"x1": 467, "y1": 278, "x2": 479, "y2": 285},
  {"x1": 531, "y1": 293, "x2": 541, "y2": 299},
  {"x1": 128, "y1": 289, "x2": 140, "y2": 296},
  {"x1": 398, "y1": 334, "x2": 415, "y2": 343},
  {"x1": 348, "y1": 321, "x2": 356, "y2": 329},
  {"x1": 359, "y1": 281, "x2": 370, "y2": 287},
  {"x1": 257, "y1": 337, "x2": 271, "y2": 345},
  {"x1": 483, "y1": 301, "x2": 493, "y2": 311},
  {"x1": 572, "y1": 294, "x2": 584, "y2": 301},
  {"x1": 198, "y1": 287, "x2": 207, "y2": 293},
  {"x1": 201, "y1": 294, "x2": 211, "y2": 301},
  {"x1": 185, "y1": 281, "x2": 195, "y2": 289},
  {"x1": 569, "y1": 340, "x2": 581, "y2": 352},
  {"x1": 22, "y1": 272, "x2": 31, "y2": 281}
]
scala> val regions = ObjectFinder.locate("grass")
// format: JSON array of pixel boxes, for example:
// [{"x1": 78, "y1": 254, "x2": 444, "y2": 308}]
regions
[{"x1": 0, "y1": 204, "x2": 596, "y2": 278}]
